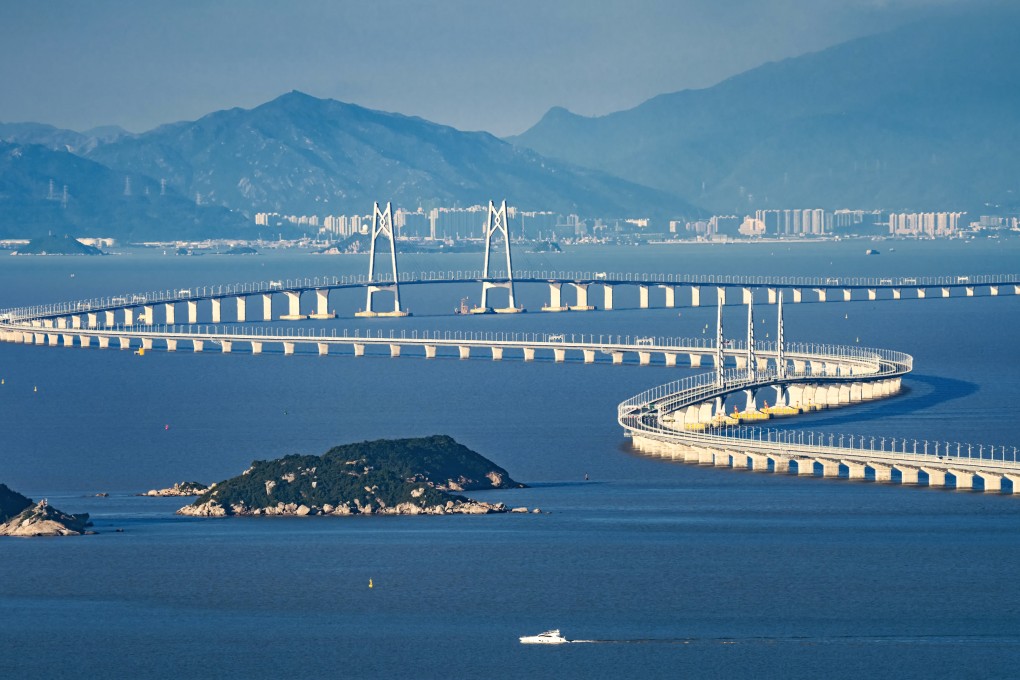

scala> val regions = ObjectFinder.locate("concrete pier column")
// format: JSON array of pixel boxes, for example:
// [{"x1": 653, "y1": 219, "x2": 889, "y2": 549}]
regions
[
  {"x1": 458, "y1": 346, "x2": 470, "y2": 360},
  {"x1": 697, "y1": 402, "x2": 714, "y2": 423},
  {"x1": 118, "y1": 336, "x2": 131, "y2": 350},
  {"x1": 236, "y1": 297, "x2": 247, "y2": 322},
  {"x1": 727, "y1": 451, "x2": 749, "y2": 469},
  {"x1": 612, "y1": 352, "x2": 624, "y2": 364},
  {"x1": 250, "y1": 341, "x2": 262, "y2": 355},
  {"x1": 57, "y1": 318, "x2": 67, "y2": 329},
  {"x1": 869, "y1": 463, "x2": 892, "y2": 482},
  {"x1": 98, "y1": 336, "x2": 109, "y2": 349},
  {"x1": 696, "y1": 447, "x2": 715, "y2": 464},
  {"x1": 941, "y1": 287, "x2": 950, "y2": 298},
  {"x1": 850, "y1": 383, "x2": 863, "y2": 402},
  {"x1": 664, "y1": 352, "x2": 677, "y2": 367},
  {"x1": 141, "y1": 337, "x2": 153, "y2": 350},
  {"x1": 690, "y1": 286, "x2": 700, "y2": 307},
  {"x1": 768, "y1": 455, "x2": 793, "y2": 473},
  {"x1": 638, "y1": 351, "x2": 651, "y2": 366},
  {"x1": 1003, "y1": 475, "x2": 1020, "y2": 494},
  {"x1": 79, "y1": 335, "x2": 90, "y2": 348},
  {"x1": 262, "y1": 294, "x2": 272, "y2": 321},
  {"x1": 523, "y1": 347, "x2": 535, "y2": 361},
  {"x1": 809, "y1": 360, "x2": 824, "y2": 375},
  {"x1": 792, "y1": 459, "x2": 816, "y2": 475},
  {"x1": 281, "y1": 291, "x2": 305, "y2": 320},
  {"x1": 220, "y1": 340, "x2": 232, "y2": 353},
  {"x1": 792, "y1": 359, "x2": 806, "y2": 374},
  {"x1": 892, "y1": 288, "x2": 901, "y2": 300},
  {"x1": 543, "y1": 282, "x2": 564, "y2": 312},
  {"x1": 862, "y1": 382, "x2": 875, "y2": 399},
  {"x1": 123, "y1": 308, "x2": 135, "y2": 326},
  {"x1": 139, "y1": 306, "x2": 153, "y2": 325},
  {"x1": 990, "y1": 285, "x2": 999, "y2": 296},
  {"x1": 742, "y1": 287, "x2": 753, "y2": 305},
  {"x1": 815, "y1": 288, "x2": 827, "y2": 302},
  {"x1": 583, "y1": 349, "x2": 596, "y2": 363},
  {"x1": 894, "y1": 466, "x2": 919, "y2": 484},
  {"x1": 638, "y1": 285, "x2": 649, "y2": 309},
  {"x1": 317, "y1": 343, "x2": 329, "y2": 356},
  {"x1": 843, "y1": 289, "x2": 852, "y2": 302},
  {"x1": 974, "y1": 472, "x2": 1001, "y2": 493},
  {"x1": 838, "y1": 385, "x2": 851, "y2": 404},
  {"x1": 570, "y1": 283, "x2": 592, "y2": 310},
  {"x1": 947, "y1": 469, "x2": 973, "y2": 490},
  {"x1": 193, "y1": 339, "x2": 204, "y2": 352},
  {"x1": 743, "y1": 389, "x2": 756, "y2": 412},
  {"x1": 603, "y1": 285, "x2": 614, "y2": 310},
  {"x1": 187, "y1": 300, "x2": 198, "y2": 324},
  {"x1": 916, "y1": 288, "x2": 926, "y2": 299},
  {"x1": 46, "y1": 333, "x2": 58, "y2": 346},
  {"x1": 211, "y1": 299, "x2": 221, "y2": 324},
  {"x1": 353, "y1": 343, "x2": 365, "y2": 357},
  {"x1": 662, "y1": 286, "x2": 675, "y2": 308},
  {"x1": 104, "y1": 310, "x2": 115, "y2": 326},
  {"x1": 71, "y1": 315, "x2": 82, "y2": 329},
  {"x1": 817, "y1": 459, "x2": 841, "y2": 477},
  {"x1": 424, "y1": 345, "x2": 437, "y2": 359},
  {"x1": 793, "y1": 288, "x2": 802, "y2": 303},
  {"x1": 62, "y1": 334, "x2": 74, "y2": 347},
  {"x1": 767, "y1": 288, "x2": 777, "y2": 304},
  {"x1": 868, "y1": 288, "x2": 877, "y2": 300},
  {"x1": 87, "y1": 313, "x2": 98, "y2": 328},
  {"x1": 164, "y1": 303, "x2": 176, "y2": 325},
  {"x1": 166, "y1": 338, "x2": 177, "y2": 352},
  {"x1": 311, "y1": 290, "x2": 335, "y2": 319},
  {"x1": 283, "y1": 342, "x2": 295, "y2": 355},
  {"x1": 841, "y1": 460, "x2": 867, "y2": 480},
  {"x1": 920, "y1": 467, "x2": 947, "y2": 487},
  {"x1": 746, "y1": 452, "x2": 770, "y2": 471},
  {"x1": 390, "y1": 344, "x2": 402, "y2": 358},
  {"x1": 490, "y1": 346, "x2": 502, "y2": 360},
  {"x1": 553, "y1": 348, "x2": 566, "y2": 362},
  {"x1": 689, "y1": 353, "x2": 703, "y2": 367},
  {"x1": 773, "y1": 384, "x2": 787, "y2": 407},
  {"x1": 713, "y1": 451, "x2": 731, "y2": 467},
  {"x1": 965, "y1": 286, "x2": 974, "y2": 297}
]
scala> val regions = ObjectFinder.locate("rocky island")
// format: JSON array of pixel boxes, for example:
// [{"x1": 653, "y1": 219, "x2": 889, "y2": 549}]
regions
[
  {"x1": 178, "y1": 435, "x2": 530, "y2": 517},
  {"x1": 140, "y1": 481, "x2": 211, "y2": 497},
  {"x1": 13, "y1": 234, "x2": 104, "y2": 255},
  {"x1": 0, "y1": 483, "x2": 93, "y2": 537}
]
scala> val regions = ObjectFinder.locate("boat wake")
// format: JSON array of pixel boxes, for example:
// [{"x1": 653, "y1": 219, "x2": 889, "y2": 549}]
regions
[{"x1": 561, "y1": 634, "x2": 1020, "y2": 646}]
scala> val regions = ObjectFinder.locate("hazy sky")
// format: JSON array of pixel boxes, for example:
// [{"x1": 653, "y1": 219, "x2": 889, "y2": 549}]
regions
[{"x1": 0, "y1": 0, "x2": 973, "y2": 136}]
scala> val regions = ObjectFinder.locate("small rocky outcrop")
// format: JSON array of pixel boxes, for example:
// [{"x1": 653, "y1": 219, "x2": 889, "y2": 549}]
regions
[
  {"x1": 140, "y1": 481, "x2": 211, "y2": 497},
  {"x1": 0, "y1": 500, "x2": 93, "y2": 537},
  {"x1": 178, "y1": 435, "x2": 529, "y2": 518}
]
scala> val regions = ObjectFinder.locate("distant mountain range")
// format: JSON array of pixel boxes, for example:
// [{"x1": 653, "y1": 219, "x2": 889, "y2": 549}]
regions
[
  {"x1": 1, "y1": 93, "x2": 693, "y2": 241},
  {"x1": 509, "y1": 8, "x2": 1020, "y2": 215}
]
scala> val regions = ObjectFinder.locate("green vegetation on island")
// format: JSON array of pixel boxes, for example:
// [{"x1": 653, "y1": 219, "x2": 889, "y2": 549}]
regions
[
  {"x1": 0, "y1": 483, "x2": 93, "y2": 537},
  {"x1": 179, "y1": 435, "x2": 528, "y2": 517},
  {"x1": 13, "y1": 234, "x2": 104, "y2": 255}
]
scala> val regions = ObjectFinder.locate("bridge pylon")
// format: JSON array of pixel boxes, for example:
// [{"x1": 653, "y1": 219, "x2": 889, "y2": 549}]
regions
[
  {"x1": 776, "y1": 290, "x2": 786, "y2": 379},
  {"x1": 471, "y1": 200, "x2": 524, "y2": 314},
  {"x1": 746, "y1": 292, "x2": 756, "y2": 380},
  {"x1": 715, "y1": 290, "x2": 725, "y2": 387},
  {"x1": 356, "y1": 202, "x2": 409, "y2": 318}
]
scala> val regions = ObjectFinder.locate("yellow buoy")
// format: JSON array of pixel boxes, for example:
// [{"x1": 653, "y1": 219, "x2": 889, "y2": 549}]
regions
[{"x1": 369, "y1": 579, "x2": 374, "y2": 589}]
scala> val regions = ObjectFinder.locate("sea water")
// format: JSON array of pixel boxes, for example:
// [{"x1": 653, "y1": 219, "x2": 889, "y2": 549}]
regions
[{"x1": 1, "y1": 240, "x2": 1019, "y2": 679}]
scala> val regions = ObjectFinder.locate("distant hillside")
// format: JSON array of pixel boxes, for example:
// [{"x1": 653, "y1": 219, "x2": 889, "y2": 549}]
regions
[
  {"x1": 84, "y1": 91, "x2": 697, "y2": 220},
  {"x1": 0, "y1": 141, "x2": 251, "y2": 241},
  {"x1": 510, "y1": 8, "x2": 1020, "y2": 214},
  {"x1": 15, "y1": 234, "x2": 103, "y2": 255},
  {"x1": 0, "y1": 122, "x2": 128, "y2": 154}
]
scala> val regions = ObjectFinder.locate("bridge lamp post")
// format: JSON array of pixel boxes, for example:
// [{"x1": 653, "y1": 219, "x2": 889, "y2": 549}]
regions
[{"x1": 924, "y1": 441, "x2": 929, "y2": 455}]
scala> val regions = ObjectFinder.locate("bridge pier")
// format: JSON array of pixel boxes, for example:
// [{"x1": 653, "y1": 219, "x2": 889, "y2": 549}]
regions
[
  {"x1": 98, "y1": 336, "x2": 109, "y2": 349},
  {"x1": 638, "y1": 285, "x2": 649, "y2": 309},
  {"x1": 696, "y1": 447, "x2": 715, "y2": 465},
  {"x1": 792, "y1": 288, "x2": 802, "y2": 303},
  {"x1": 712, "y1": 450, "x2": 731, "y2": 467},
  {"x1": 603, "y1": 285, "x2": 614, "y2": 310},
  {"x1": 728, "y1": 451, "x2": 749, "y2": 469},
  {"x1": 920, "y1": 467, "x2": 947, "y2": 487},
  {"x1": 742, "y1": 287, "x2": 753, "y2": 305},
  {"x1": 458, "y1": 346, "x2": 470, "y2": 360},
  {"x1": 815, "y1": 288, "x2": 827, "y2": 302},
  {"x1": 310, "y1": 289, "x2": 335, "y2": 319},
  {"x1": 661, "y1": 285, "x2": 675, "y2": 308},
  {"x1": 689, "y1": 353, "x2": 703, "y2": 367},
  {"x1": 71, "y1": 315, "x2": 81, "y2": 329},
  {"x1": 104, "y1": 310, "x2": 115, "y2": 326},
  {"x1": 664, "y1": 352, "x2": 677, "y2": 367},
  {"x1": 523, "y1": 347, "x2": 535, "y2": 361},
  {"x1": 117, "y1": 336, "x2": 131, "y2": 350},
  {"x1": 193, "y1": 339, "x2": 204, "y2": 352},
  {"x1": 966, "y1": 286, "x2": 975, "y2": 297},
  {"x1": 250, "y1": 341, "x2": 262, "y2": 355},
  {"x1": 893, "y1": 288, "x2": 901, "y2": 300},
  {"x1": 746, "y1": 452, "x2": 770, "y2": 471},
  {"x1": 768, "y1": 454, "x2": 793, "y2": 473},
  {"x1": 46, "y1": 333, "x2": 58, "y2": 346},
  {"x1": 894, "y1": 465, "x2": 919, "y2": 485},
  {"x1": 767, "y1": 288, "x2": 777, "y2": 304},
  {"x1": 869, "y1": 463, "x2": 892, "y2": 482},
  {"x1": 211, "y1": 299, "x2": 222, "y2": 324},
  {"x1": 424, "y1": 345, "x2": 437, "y2": 359},
  {"x1": 947, "y1": 469, "x2": 973, "y2": 490},
  {"x1": 612, "y1": 352, "x2": 624, "y2": 365},
  {"x1": 690, "y1": 285, "x2": 700, "y2": 307},
  {"x1": 166, "y1": 338, "x2": 177, "y2": 352},
  {"x1": 584, "y1": 349, "x2": 596, "y2": 363},
  {"x1": 554, "y1": 348, "x2": 566, "y2": 362},
  {"x1": 990, "y1": 285, "x2": 999, "y2": 296},
  {"x1": 569, "y1": 283, "x2": 594, "y2": 311},
  {"x1": 165, "y1": 303, "x2": 176, "y2": 325},
  {"x1": 868, "y1": 288, "x2": 877, "y2": 300},
  {"x1": 236, "y1": 296, "x2": 247, "y2": 322},
  {"x1": 123, "y1": 308, "x2": 135, "y2": 326},
  {"x1": 792, "y1": 459, "x2": 816, "y2": 475},
  {"x1": 817, "y1": 458, "x2": 841, "y2": 477},
  {"x1": 281, "y1": 291, "x2": 306, "y2": 320},
  {"x1": 490, "y1": 346, "x2": 503, "y2": 360},
  {"x1": 78, "y1": 335, "x2": 90, "y2": 348},
  {"x1": 140, "y1": 337, "x2": 153, "y2": 351},
  {"x1": 542, "y1": 283, "x2": 567, "y2": 312},
  {"x1": 220, "y1": 340, "x2": 232, "y2": 353},
  {"x1": 843, "y1": 289, "x2": 852, "y2": 302},
  {"x1": 184, "y1": 300, "x2": 196, "y2": 324},
  {"x1": 390, "y1": 344, "x2": 401, "y2": 358},
  {"x1": 283, "y1": 342, "x2": 295, "y2": 356},
  {"x1": 317, "y1": 342, "x2": 329, "y2": 356},
  {"x1": 917, "y1": 288, "x2": 926, "y2": 299},
  {"x1": 941, "y1": 287, "x2": 950, "y2": 298},
  {"x1": 1003, "y1": 474, "x2": 1020, "y2": 494},
  {"x1": 353, "y1": 343, "x2": 365, "y2": 357},
  {"x1": 841, "y1": 460, "x2": 867, "y2": 480},
  {"x1": 973, "y1": 472, "x2": 1001, "y2": 493},
  {"x1": 262, "y1": 294, "x2": 273, "y2": 321},
  {"x1": 61, "y1": 334, "x2": 73, "y2": 347},
  {"x1": 87, "y1": 313, "x2": 98, "y2": 328},
  {"x1": 638, "y1": 351, "x2": 651, "y2": 366}
]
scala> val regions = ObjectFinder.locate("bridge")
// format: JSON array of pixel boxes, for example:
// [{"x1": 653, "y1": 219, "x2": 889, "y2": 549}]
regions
[{"x1": 2, "y1": 199, "x2": 1017, "y2": 494}]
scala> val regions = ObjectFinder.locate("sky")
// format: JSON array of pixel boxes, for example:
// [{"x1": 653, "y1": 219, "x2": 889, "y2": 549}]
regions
[{"x1": 0, "y1": 0, "x2": 974, "y2": 137}]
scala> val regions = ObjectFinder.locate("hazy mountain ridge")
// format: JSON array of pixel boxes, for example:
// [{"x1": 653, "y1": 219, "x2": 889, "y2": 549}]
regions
[
  {"x1": 84, "y1": 91, "x2": 696, "y2": 220},
  {"x1": 510, "y1": 9, "x2": 1020, "y2": 213}
]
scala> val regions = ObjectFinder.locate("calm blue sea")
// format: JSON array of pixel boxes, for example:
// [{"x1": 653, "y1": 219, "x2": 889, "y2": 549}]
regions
[{"x1": 1, "y1": 240, "x2": 1019, "y2": 679}]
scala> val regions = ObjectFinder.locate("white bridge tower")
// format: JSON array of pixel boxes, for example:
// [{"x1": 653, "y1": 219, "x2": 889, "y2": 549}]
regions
[
  {"x1": 472, "y1": 200, "x2": 523, "y2": 314},
  {"x1": 357, "y1": 202, "x2": 409, "y2": 317}
]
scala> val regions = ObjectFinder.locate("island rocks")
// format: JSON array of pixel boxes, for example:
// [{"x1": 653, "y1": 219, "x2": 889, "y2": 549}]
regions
[
  {"x1": 177, "y1": 435, "x2": 529, "y2": 518},
  {"x1": 140, "y1": 481, "x2": 211, "y2": 497},
  {"x1": 0, "y1": 498, "x2": 93, "y2": 537}
]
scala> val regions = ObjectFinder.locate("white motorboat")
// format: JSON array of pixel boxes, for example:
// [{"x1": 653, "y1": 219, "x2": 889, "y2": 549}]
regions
[{"x1": 519, "y1": 629, "x2": 569, "y2": 645}]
